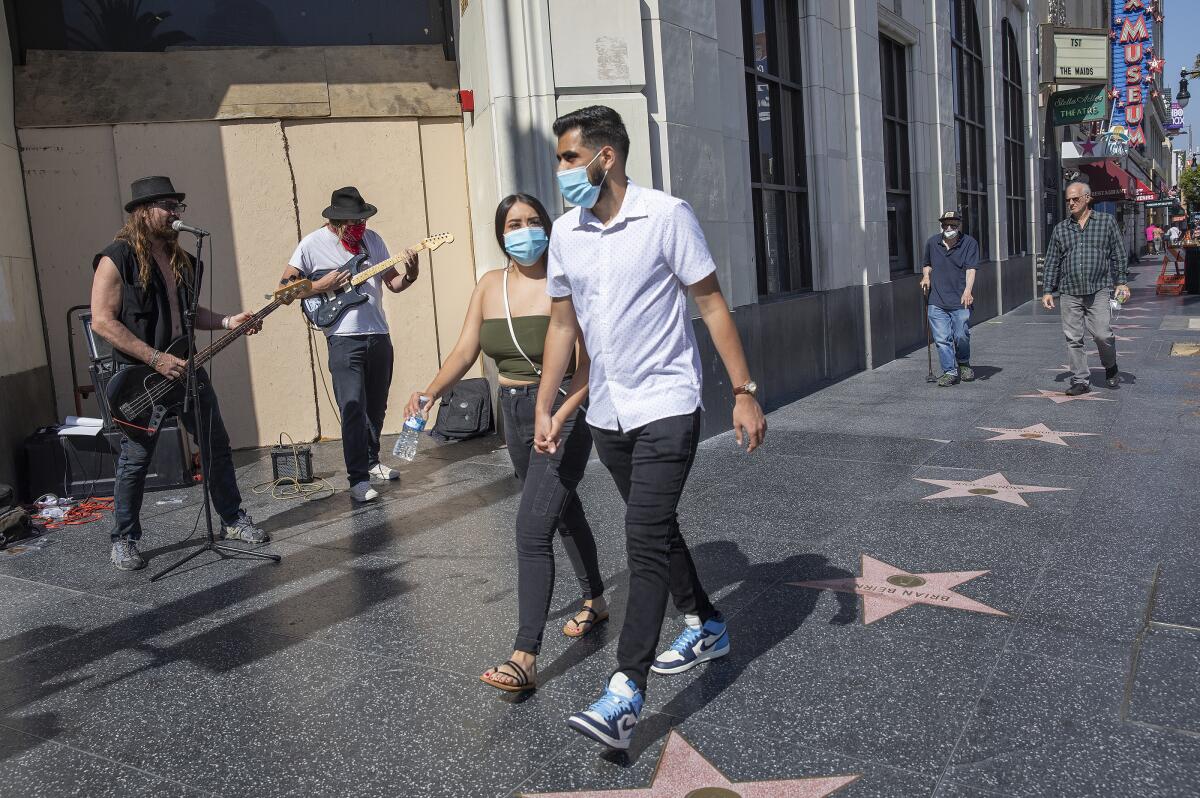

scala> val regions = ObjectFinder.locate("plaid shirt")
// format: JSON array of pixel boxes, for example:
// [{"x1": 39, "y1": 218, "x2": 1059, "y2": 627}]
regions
[{"x1": 1042, "y1": 210, "x2": 1127, "y2": 296}]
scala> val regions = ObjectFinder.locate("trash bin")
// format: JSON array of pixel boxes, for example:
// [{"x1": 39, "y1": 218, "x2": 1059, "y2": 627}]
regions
[{"x1": 1186, "y1": 247, "x2": 1200, "y2": 295}]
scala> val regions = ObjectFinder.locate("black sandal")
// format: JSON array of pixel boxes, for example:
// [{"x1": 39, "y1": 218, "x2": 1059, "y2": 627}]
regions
[
  {"x1": 563, "y1": 605, "x2": 610, "y2": 638},
  {"x1": 480, "y1": 659, "x2": 536, "y2": 693}
]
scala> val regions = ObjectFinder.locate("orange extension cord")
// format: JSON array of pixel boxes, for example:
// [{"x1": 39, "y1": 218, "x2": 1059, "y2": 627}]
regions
[{"x1": 30, "y1": 497, "x2": 114, "y2": 529}]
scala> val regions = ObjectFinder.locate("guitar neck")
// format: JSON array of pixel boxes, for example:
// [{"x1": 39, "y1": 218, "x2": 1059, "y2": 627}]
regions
[
  {"x1": 349, "y1": 243, "x2": 429, "y2": 286},
  {"x1": 191, "y1": 300, "x2": 284, "y2": 367}
]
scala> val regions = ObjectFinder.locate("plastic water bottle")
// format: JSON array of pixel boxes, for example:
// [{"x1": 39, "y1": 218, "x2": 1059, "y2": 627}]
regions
[{"x1": 393, "y1": 396, "x2": 429, "y2": 462}]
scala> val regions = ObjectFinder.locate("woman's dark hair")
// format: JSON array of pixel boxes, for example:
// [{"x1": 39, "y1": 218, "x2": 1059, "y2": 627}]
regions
[{"x1": 494, "y1": 193, "x2": 553, "y2": 256}]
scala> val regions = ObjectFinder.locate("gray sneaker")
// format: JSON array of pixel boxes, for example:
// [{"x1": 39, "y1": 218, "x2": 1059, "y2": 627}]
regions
[
  {"x1": 958, "y1": 364, "x2": 975, "y2": 382},
  {"x1": 222, "y1": 511, "x2": 269, "y2": 544},
  {"x1": 110, "y1": 539, "x2": 146, "y2": 571},
  {"x1": 936, "y1": 372, "x2": 960, "y2": 387}
]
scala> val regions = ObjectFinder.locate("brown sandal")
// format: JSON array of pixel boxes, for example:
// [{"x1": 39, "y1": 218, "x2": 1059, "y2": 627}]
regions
[
  {"x1": 480, "y1": 659, "x2": 536, "y2": 693},
  {"x1": 563, "y1": 605, "x2": 609, "y2": 638}
]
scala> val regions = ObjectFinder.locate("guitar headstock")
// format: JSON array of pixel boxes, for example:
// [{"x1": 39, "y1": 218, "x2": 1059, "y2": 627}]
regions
[
  {"x1": 274, "y1": 278, "x2": 312, "y2": 305},
  {"x1": 421, "y1": 232, "x2": 455, "y2": 252}
]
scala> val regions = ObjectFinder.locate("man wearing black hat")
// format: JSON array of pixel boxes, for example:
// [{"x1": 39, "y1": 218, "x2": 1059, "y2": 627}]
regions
[
  {"x1": 920, "y1": 210, "x2": 979, "y2": 387},
  {"x1": 90, "y1": 176, "x2": 269, "y2": 571},
  {"x1": 279, "y1": 187, "x2": 419, "y2": 502}
]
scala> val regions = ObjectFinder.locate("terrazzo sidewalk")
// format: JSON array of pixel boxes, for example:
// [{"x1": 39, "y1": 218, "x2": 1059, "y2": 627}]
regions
[{"x1": 2, "y1": 258, "x2": 1199, "y2": 797}]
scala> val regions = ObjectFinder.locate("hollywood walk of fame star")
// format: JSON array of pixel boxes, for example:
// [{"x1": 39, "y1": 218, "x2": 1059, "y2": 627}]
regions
[
  {"x1": 1113, "y1": 335, "x2": 1139, "y2": 342},
  {"x1": 1113, "y1": 314, "x2": 1151, "y2": 319},
  {"x1": 914, "y1": 472, "x2": 1070, "y2": 507},
  {"x1": 977, "y1": 422, "x2": 1098, "y2": 447},
  {"x1": 790, "y1": 555, "x2": 1008, "y2": 625},
  {"x1": 1016, "y1": 389, "x2": 1115, "y2": 404},
  {"x1": 1111, "y1": 324, "x2": 1144, "y2": 330},
  {"x1": 521, "y1": 731, "x2": 860, "y2": 797},
  {"x1": 1085, "y1": 349, "x2": 1132, "y2": 357},
  {"x1": 1042, "y1": 364, "x2": 1105, "y2": 372}
]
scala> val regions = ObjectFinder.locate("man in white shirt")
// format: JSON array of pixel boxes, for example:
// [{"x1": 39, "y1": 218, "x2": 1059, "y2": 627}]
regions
[
  {"x1": 1168, "y1": 224, "x2": 1182, "y2": 247},
  {"x1": 534, "y1": 105, "x2": 766, "y2": 750},
  {"x1": 278, "y1": 187, "x2": 418, "y2": 502}
]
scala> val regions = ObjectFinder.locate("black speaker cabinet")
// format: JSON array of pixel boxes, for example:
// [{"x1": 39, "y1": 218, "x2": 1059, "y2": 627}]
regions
[{"x1": 20, "y1": 423, "x2": 193, "y2": 502}]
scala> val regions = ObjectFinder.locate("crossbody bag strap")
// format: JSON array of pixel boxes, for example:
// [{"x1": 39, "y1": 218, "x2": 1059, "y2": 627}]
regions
[{"x1": 503, "y1": 268, "x2": 567, "y2": 397}]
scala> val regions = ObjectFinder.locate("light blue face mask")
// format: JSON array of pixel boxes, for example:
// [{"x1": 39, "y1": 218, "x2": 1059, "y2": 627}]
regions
[
  {"x1": 556, "y1": 150, "x2": 607, "y2": 209},
  {"x1": 503, "y1": 226, "x2": 549, "y2": 266}
]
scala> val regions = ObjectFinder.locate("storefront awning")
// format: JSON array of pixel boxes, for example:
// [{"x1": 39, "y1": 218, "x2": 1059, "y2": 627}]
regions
[{"x1": 1076, "y1": 160, "x2": 1154, "y2": 202}]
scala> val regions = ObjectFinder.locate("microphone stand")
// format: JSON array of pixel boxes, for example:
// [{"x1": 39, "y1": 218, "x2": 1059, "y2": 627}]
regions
[{"x1": 151, "y1": 231, "x2": 281, "y2": 582}]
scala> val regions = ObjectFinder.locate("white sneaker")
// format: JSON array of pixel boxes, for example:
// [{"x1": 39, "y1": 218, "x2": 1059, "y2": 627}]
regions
[
  {"x1": 368, "y1": 463, "x2": 400, "y2": 481},
  {"x1": 350, "y1": 481, "x2": 379, "y2": 502}
]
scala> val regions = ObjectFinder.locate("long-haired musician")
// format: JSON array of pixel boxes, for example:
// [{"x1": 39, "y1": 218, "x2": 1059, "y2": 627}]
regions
[
  {"x1": 90, "y1": 176, "x2": 268, "y2": 571},
  {"x1": 278, "y1": 186, "x2": 418, "y2": 503}
]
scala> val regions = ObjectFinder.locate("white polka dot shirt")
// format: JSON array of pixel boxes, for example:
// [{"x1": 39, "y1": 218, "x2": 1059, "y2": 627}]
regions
[{"x1": 547, "y1": 183, "x2": 716, "y2": 431}]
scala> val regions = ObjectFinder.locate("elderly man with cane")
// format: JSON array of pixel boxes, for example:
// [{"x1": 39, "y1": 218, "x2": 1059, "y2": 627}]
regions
[{"x1": 920, "y1": 210, "x2": 978, "y2": 387}]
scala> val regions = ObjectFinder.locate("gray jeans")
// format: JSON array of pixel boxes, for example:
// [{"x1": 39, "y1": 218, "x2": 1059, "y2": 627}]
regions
[{"x1": 1060, "y1": 289, "x2": 1116, "y2": 385}]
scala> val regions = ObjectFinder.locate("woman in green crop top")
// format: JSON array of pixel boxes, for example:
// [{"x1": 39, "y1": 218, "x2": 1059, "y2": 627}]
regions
[{"x1": 405, "y1": 194, "x2": 604, "y2": 692}]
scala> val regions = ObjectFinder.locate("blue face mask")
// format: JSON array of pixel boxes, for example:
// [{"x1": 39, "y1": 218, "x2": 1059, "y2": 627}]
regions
[
  {"x1": 503, "y1": 226, "x2": 549, "y2": 266},
  {"x1": 556, "y1": 150, "x2": 607, "y2": 209}
]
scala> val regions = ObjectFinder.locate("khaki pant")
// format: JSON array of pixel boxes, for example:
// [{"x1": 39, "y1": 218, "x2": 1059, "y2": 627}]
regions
[{"x1": 1060, "y1": 289, "x2": 1116, "y2": 385}]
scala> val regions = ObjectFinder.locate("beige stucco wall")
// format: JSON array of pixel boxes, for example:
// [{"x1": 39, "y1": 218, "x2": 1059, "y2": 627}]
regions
[
  {"x1": 19, "y1": 117, "x2": 475, "y2": 449},
  {"x1": 0, "y1": 13, "x2": 46, "y2": 380}
]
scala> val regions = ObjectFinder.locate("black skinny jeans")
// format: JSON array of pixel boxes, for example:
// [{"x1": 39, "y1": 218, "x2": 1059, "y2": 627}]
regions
[
  {"x1": 500, "y1": 382, "x2": 603, "y2": 655},
  {"x1": 112, "y1": 369, "x2": 241, "y2": 542},
  {"x1": 590, "y1": 410, "x2": 716, "y2": 693},
  {"x1": 327, "y1": 333, "x2": 393, "y2": 486}
]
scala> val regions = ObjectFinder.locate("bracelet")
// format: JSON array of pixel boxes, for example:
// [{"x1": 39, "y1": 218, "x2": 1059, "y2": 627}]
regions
[
  {"x1": 149, "y1": 350, "x2": 161, "y2": 369},
  {"x1": 402, "y1": 272, "x2": 416, "y2": 284},
  {"x1": 221, "y1": 315, "x2": 231, "y2": 330}
]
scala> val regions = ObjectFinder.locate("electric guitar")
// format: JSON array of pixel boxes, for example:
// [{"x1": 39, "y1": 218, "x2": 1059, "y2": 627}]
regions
[
  {"x1": 106, "y1": 279, "x2": 311, "y2": 442},
  {"x1": 301, "y1": 232, "x2": 455, "y2": 329}
]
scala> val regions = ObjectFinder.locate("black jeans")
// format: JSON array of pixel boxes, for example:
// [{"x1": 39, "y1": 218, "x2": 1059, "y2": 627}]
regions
[
  {"x1": 112, "y1": 369, "x2": 241, "y2": 542},
  {"x1": 501, "y1": 383, "x2": 603, "y2": 654},
  {"x1": 590, "y1": 410, "x2": 716, "y2": 693},
  {"x1": 327, "y1": 334, "x2": 393, "y2": 486}
]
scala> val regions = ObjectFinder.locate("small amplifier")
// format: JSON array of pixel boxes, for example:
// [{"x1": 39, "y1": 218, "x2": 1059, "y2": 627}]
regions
[{"x1": 270, "y1": 434, "x2": 314, "y2": 484}]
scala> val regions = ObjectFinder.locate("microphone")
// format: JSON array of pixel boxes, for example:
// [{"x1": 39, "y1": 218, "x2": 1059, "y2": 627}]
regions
[{"x1": 171, "y1": 219, "x2": 210, "y2": 237}]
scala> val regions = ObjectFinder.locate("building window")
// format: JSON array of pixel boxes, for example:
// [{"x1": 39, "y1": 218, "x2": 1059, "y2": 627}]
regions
[
  {"x1": 742, "y1": 0, "x2": 811, "y2": 295},
  {"x1": 880, "y1": 35, "x2": 914, "y2": 275},
  {"x1": 951, "y1": 0, "x2": 989, "y2": 258},
  {"x1": 1002, "y1": 20, "x2": 1028, "y2": 257}
]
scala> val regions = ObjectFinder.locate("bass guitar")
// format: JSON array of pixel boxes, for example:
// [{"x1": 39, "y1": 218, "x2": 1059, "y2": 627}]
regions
[
  {"x1": 300, "y1": 232, "x2": 455, "y2": 329},
  {"x1": 106, "y1": 279, "x2": 311, "y2": 442}
]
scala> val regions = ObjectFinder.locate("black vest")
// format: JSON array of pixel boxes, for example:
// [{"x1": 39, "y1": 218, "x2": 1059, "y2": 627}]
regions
[{"x1": 92, "y1": 241, "x2": 194, "y2": 366}]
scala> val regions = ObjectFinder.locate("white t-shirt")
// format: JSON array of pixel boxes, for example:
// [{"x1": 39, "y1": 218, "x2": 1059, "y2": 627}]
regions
[
  {"x1": 1169, "y1": 226, "x2": 1181, "y2": 244},
  {"x1": 547, "y1": 182, "x2": 716, "y2": 431},
  {"x1": 290, "y1": 226, "x2": 391, "y2": 336}
]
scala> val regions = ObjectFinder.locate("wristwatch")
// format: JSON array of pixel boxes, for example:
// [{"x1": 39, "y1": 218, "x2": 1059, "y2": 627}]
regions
[{"x1": 733, "y1": 380, "x2": 758, "y2": 398}]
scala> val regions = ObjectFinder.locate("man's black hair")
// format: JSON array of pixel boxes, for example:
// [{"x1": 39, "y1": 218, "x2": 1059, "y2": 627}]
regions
[{"x1": 552, "y1": 105, "x2": 630, "y2": 161}]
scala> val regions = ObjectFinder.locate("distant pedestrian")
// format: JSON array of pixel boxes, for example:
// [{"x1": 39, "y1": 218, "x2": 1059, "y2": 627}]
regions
[
  {"x1": 920, "y1": 210, "x2": 978, "y2": 387},
  {"x1": 1042, "y1": 181, "x2": 1129, "y2": 395},
  {"x1": 1168, "y1": 224, "x2": 1182, "y2": 247},
  {"x1": 1145, "y1": 222, "x2": 1157, "y2": 255},
  {"x1": 1153, "y1": 224, "x2": 1164, "y2": 255}
]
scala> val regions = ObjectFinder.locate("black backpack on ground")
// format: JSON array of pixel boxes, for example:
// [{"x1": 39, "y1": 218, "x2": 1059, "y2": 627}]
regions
[{"x1": 431, "y1": 378, "x2": 492, "y2": 441}]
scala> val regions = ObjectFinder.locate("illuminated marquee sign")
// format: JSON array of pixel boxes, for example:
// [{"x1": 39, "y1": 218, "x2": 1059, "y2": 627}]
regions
[{"x1": 1109, "y1": 0, "x2": 1157, "y2": 149}]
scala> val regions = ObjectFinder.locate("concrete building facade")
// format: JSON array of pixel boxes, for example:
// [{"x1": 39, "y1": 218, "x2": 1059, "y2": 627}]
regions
[{"x1": 456, "y1": 0, "x2": 1045, "y2": 434}]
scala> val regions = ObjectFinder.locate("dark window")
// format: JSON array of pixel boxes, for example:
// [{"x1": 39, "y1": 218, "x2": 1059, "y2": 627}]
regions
[
  {"x1": 951, "y1": 0, "x2": 989, "y2": 258},
  {"x1": 11, "y1": 0, "x2": 446, "y2": 56},
  {"x1": 1002, "y1": 20, "x2": 1028, "y2": 257},
  {"x1": 880, "y1": 35, "x2": 914, "y2": 275},
  {"x1": 742, "y1": 0, "x2": 811, "y2": 296}
]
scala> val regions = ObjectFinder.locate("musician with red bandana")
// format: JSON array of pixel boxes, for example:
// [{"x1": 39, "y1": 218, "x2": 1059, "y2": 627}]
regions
[
  {"x1": 90, "y1": 176, "x2": 269, "y2": 571},
  {"x1": 278, "y1": 186, "x2": 419, "y2": 503}
]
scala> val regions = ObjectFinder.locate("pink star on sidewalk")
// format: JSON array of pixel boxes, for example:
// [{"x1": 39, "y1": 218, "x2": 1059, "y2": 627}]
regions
[
  {"x1": 915, "y1": 472, "x2": 1070, "y2": 507},
  {"x1": 1016, "y1": 389, "x2": 1115, "y2": 404},
  {"x1": 1111, "y1": 324, "x2": 1144, "y2": 330},
  {"x1": 790, "y1": 555, "x2": 1008, "y2": 625},
  {"x1": 1042, "y1": 364, "x2": 1104, "y2": 372},
  {"x1": 521, "y1": 731, "x2": 860, "y2": 797},
  {"x1": 1114, "y1": 314, "x2": 1151, "y2": 319},
  {"x1": 1113, "y1": 335, "x2": 1139, "y2": 342},
  {"x1": 977, "y1": 423, "x2": 1098, "y2": 446}
]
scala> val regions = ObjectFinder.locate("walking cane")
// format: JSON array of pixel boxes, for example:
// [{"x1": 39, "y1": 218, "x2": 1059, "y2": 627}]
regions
[{"x1": 922, "y1": 284, "x2": 936, "y2": 383}]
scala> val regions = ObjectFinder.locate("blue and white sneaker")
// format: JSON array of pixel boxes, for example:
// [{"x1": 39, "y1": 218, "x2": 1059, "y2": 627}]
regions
[
  {"x1": 650, "y1": 613, "x2": 730, "y2": 675},
  {"x1": 567, "y1": 672, "x2": 644, "y2": 750}
]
